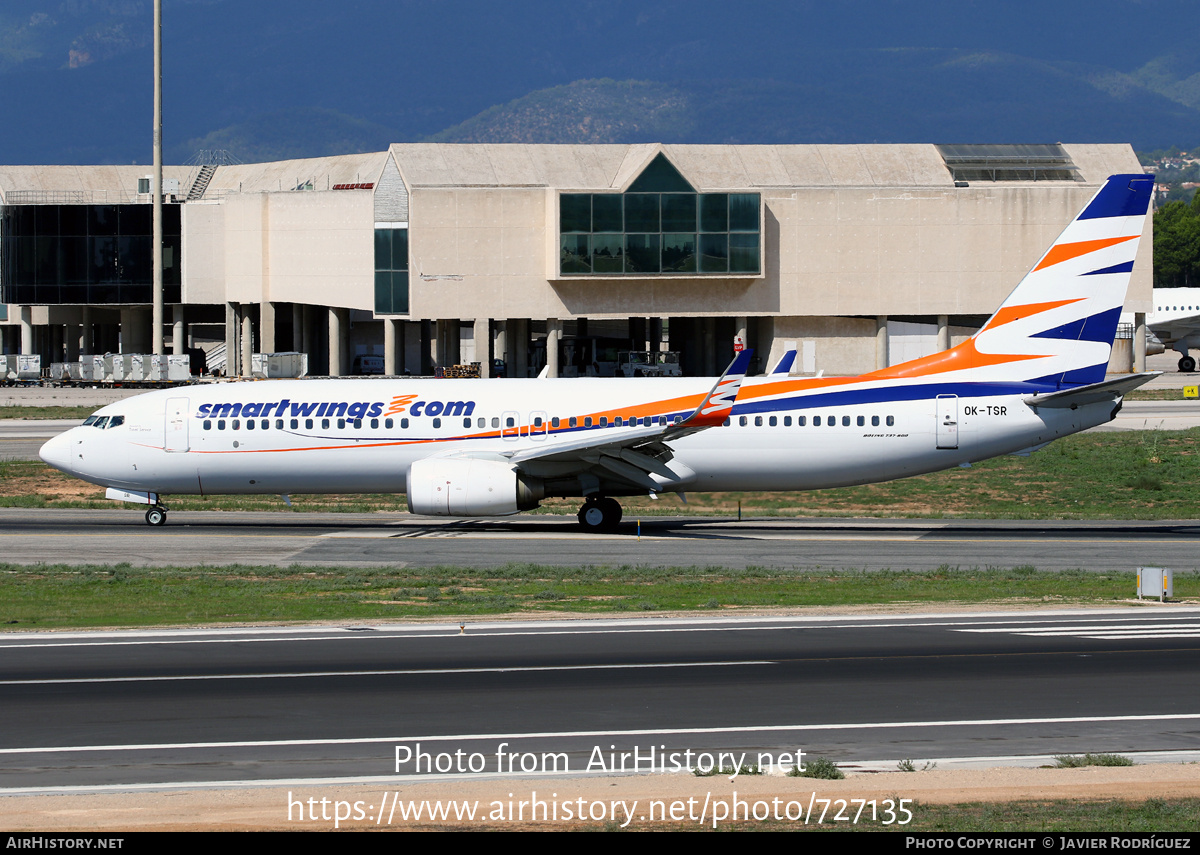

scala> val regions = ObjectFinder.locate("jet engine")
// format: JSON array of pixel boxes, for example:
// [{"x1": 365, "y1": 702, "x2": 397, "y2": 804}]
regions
[{"x1": 406, "y1": 457, "x2": 543, "y2": 516}]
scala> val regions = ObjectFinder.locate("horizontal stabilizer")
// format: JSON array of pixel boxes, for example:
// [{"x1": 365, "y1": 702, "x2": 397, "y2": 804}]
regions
[{"x1": 1023, "y1": 372, "x2": 1159, "y2": 408}]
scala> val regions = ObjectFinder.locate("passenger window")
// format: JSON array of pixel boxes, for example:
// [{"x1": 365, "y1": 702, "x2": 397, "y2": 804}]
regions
[
  {"x1": 599, "y1": 417, "x2": 608, "y2": 427},
  {"x1": 371, "y1": 418, "x2": 379, "y2": 429},
  {"x1": 492, "y1": 417, "x2": 500, "y2": 428},
  {"x1": 218, "y1": 420, "x2": 226, "y2": 430},
  {"x1": 232, "y1": 420, "x2": 240, "y2": 430},
  {"x1": 261, "y1": 419, "x2": 269, "y2": 430},
  {"x1": 723, "y1": 417, "x2": 730, "y2": 426},
  {"x1": 769, "y1": 416, "x2": 777, "y2": 427},
  {"x1": 385, "y1": 418, "x2": 393, "y2": 429},
  {"x1": 755, "y1": 416, "x2": 763, "y2": 426},
  {"x1": 585, "y1": 417, "x2": 593, "y2": 427},
  {"x1": 842, "y1": 416, "x2": 850, "y2": 427},
  {"x1": 887, "y1": 415, "x2": 895, "y2": 426},
  {"x1": 857, "y1": 416, "x2": 864, "y2": 427},
  {"x1": 798, "y1": 416, "x2": 806, "y2": 426},
  {"x1": 740, "y1": 416, "x2": 748, "y2": 426},
  {"x1": 784, "y1": 416, "x2": 791, "y2": 426},
  {"x1": 246, "y1": 420, "x2": 255, "y2": 430},
  {"x1": 570, "y1": 417, "x2": 578, "y2": 427},
  {"x1": 551, "y1": 417, "x2": 561, "y2": 428},
  {"x1": 613, "y1": 417, "x2": 622, "y2": 426},
  {"x1": 305, "y1": 419, "x2": 313, "y2": 429},
  {"x1": 401, "y1": 418, "x2": 409, "y2": 429},
  {"x1": 872, "y1": 416, "x2": 880, "y2": 427},
  {"x1": 813, "y1": 416, "x2": 821, "y2": 426},
  {"x1": 432, "y1": 418, "x2": 442, "y2": 428},
  {"x1": 478, "y1": 418, "x2": 486, "y2": 428},
  {"x1": 506, "y1": 416, "x2": 515, "y2": 427},
  {"x1": 534, "y1": 416, "x2": 544, "y2": 427},
  {"x1": 463, "y1": 418, "x2": 471, "y2": 428},
  {"x1": 203, "y1": 420, "x2": 212, "y2": 431},
  {"x1": 353, "y1": 419, "x2": 362, "y2": 429},
  {"x1": 337, "y1": 418, "x2": 345, "y2": 429}
]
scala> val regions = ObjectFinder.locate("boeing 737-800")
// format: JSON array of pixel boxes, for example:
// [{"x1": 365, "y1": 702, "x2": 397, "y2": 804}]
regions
[{"x1": 39, "y1": 174, "x2": 1155, "y2": 530}]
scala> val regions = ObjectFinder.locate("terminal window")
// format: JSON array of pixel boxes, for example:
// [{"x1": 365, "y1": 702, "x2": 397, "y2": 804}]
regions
[
  {"x1": 374, "y1": 227, "x2": 409, "y2": 314},
  {"x1": 559, "y1": 154, "x2": 760, "y2": 276}
]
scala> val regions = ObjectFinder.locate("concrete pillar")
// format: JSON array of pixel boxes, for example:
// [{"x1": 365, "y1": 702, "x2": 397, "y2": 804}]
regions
[
  {"x1": 66, "y1": 325, "x2": 80, "y2": 362},
  {"x1": 493, "y1": 322, "x2": 507, "y2": 376},
  {"x1": 301, "y1": 305, "x2": 313, "y2": 358},
  {"x1": 292, "y1": 304, "x2": 304, "y2": 351},
  {"x1": 240, "y1": 305, "x2": 253, "y2": 377},
  {"x1": 1135, "y1": 312, "x2": 1147, "y2": 373},
  {"x1": 172, "y1": 305, "x2": 185, "y2": 356},
  {"x1": 474, "y1": 317, "x2": 491, "y2": 378},
  {"x1": 937, "y1": 314, "x2": 951, "y2": 352},
  {"x1": 260, "y1": 301, "x2": 276, "y2": 354},
  {"x1": 384, "y1": 318, "x2": 398, "y2": 376},
  {"x1": 225, "y1": 302, "x2": 239, "y2": 377},
  {"x1": 80, "y1": 305, "x2": 92, "y2": 355},
  {"x1": 546, "y1": 318, "x2": 561, "y2": 378},
  {"x1": 650, "y1": 317, "x2": 664, "y2": 351},
  {"x1": 328, "y1": 306, "x2": 347, "y2": 377},
  {"x1": 875, "y1": 315, "x2": 889, "y2": 370}
]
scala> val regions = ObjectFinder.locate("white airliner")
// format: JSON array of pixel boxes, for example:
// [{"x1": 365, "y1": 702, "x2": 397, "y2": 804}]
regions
[
  {"x1": 40, "y1": 174, "x2": 1155, "y2": 530},
  {"x1": 1142, "y1": 287, "x2": 1200, "y2": 371}
]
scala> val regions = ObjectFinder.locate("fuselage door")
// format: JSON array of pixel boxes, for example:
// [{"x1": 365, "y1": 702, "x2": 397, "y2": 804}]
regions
[
  {"x1": 936, "y1": 394, "x2": 958, "y2": 450},
  {"x1": 165, "y1": 397, "x2": 190, "y2": 452}
]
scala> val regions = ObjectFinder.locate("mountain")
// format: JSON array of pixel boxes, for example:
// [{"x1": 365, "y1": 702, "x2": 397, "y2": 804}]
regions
[{"x1": 1, "y1": 1, "x2": 1199, "y2": 163}]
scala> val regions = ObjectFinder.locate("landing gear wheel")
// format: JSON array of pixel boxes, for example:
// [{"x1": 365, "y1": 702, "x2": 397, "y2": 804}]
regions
[
  {"x1": 1180, "y1": 355, "x2": 1196, "y2": 373},
  {"x1": 577, "y1": 497, "x2": 623, "y2": 531},
  {"x1": 145, "y1": 507, "x2": 167, "y2": 527}
]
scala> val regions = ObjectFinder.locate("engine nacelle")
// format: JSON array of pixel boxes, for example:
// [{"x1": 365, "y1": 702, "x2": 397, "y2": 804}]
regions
[{"x1": 406, "y1": 457, "x2": 543, "y2": 517}]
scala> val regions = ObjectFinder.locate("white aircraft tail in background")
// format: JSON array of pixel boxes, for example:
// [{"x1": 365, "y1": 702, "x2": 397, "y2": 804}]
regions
[{"x1": 40, "y1": 174, "x2": 1155, "y2": 530}]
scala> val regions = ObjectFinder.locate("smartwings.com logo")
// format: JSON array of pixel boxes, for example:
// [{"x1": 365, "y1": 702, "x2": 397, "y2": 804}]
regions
[{"x1": 195, "y1": 395, "x2": 476, "y2": 420}]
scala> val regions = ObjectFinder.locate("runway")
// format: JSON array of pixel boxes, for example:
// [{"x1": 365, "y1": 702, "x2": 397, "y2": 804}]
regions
[
  {"x1": 2, "y1": 608, "x2": 1198, "y2": 791},
  {"x1": 2, "y1": 508, "x2": 1199, "y2": 572}
]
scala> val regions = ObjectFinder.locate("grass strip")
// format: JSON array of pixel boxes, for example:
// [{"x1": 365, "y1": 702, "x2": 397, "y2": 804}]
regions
[{"x1": 1, "y1": 563, "x2": 1195, "y2": 629}]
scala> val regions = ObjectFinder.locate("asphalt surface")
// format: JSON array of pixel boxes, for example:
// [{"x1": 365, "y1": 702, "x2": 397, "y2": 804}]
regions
[
  {"x1": 2, "y1": 608, "x2": 1197, "y2": 791},
  {"x1": 2, "y1": 508, "x2": 1198, "y2": 572}
]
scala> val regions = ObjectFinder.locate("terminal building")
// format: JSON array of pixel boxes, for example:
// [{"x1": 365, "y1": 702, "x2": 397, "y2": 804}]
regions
[{"x1": 0, "y1": 142, "x2": 1152, "y2": 378}]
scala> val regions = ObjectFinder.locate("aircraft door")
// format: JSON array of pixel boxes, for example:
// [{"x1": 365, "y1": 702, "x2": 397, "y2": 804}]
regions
[
  {"x1": 936, "y1": 394, "x2": 958, "y2": 450},
  {"x1": 165, "y1": 397, "x2": 190, "y2": 452}
]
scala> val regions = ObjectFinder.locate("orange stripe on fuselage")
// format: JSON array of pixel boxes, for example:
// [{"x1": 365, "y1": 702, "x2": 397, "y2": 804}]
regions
[{"x1": 1032, "y1": 235, "x2": 1137, "y2": 271}]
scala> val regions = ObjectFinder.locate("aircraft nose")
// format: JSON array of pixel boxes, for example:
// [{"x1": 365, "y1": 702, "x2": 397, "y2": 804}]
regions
[{"x1": 39, "y1": 431, "x2": 73, "y2": 471}]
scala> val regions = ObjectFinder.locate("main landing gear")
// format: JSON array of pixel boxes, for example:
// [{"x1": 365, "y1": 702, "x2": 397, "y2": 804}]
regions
[
  {"x1": 145, "y1": 504, "x2": 168, "y2": 526},
  {"x1": 577, "y1": 496, "x2": 623, "y2": 532},
  {"x1": 1179, "y1": 354, "x2": 1196, "y2": 373}
]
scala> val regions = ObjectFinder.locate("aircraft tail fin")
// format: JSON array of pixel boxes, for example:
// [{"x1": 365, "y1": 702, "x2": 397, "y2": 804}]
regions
[{"x1": 871, "y1": 174, "x2": 1154, "y2": 389}]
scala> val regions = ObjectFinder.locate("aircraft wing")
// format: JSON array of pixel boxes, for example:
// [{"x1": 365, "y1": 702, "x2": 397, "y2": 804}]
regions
[{"x1": 499, "y1": 350, "x2": 754, "y2": 491}]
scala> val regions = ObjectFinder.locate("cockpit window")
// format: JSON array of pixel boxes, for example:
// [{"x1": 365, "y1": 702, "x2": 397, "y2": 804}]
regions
[
  {"x1": 83, "y1": 416, "x2": 99, "y2": 426},
  {"x1": 107, "y1": 415, "x2": 124, "y2": 429},
  {"x1": 92, "y1": 416, "x2": 109, "y2": 429}
]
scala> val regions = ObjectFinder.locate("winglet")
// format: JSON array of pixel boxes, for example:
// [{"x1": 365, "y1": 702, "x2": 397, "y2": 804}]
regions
[
  {"x1": 670, "y1": 349, "x2": 753, "y2": 433},
  {"x1": 770, "y1": 348, "x2": 797, "y2": 375}
]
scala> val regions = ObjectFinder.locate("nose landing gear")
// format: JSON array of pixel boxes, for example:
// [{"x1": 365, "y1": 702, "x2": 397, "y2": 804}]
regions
[{"x1": 145, "y1": 505, "x2": 168, "y2": 526}]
